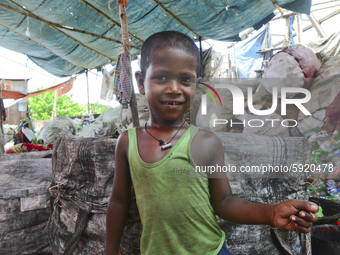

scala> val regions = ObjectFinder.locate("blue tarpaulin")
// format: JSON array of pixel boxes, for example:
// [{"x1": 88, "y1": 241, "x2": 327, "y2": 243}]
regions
[
  {"x1": 0, "y1": 0, "x2": 311, "y2": 77},
  {"x1": 234, "y1": 25, "x2": 272, "y2": 79}
]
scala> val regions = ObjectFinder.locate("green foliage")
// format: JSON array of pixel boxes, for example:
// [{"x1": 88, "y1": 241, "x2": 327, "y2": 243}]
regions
[
  {"x1": 90, "y1": 101, "x2": 111, "y2": 114},
  {"x1": 28, "y1": 87, "x2": 111, "y2": 120}
]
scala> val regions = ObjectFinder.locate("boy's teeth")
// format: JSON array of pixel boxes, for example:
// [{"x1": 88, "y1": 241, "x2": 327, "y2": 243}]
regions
[{"x1": 164, "y1": 102, "x2": 181, "y2": 105}]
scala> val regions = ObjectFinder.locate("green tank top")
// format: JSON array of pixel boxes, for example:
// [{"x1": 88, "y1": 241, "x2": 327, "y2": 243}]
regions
[{"x1": 128, "y1": 125, "x2": 225, "y2": 255}]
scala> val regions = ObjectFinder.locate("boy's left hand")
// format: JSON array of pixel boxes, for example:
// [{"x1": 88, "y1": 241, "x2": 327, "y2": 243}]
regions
[{"x1": 271, "y1": 200, "x2": 319, "y2": 234}]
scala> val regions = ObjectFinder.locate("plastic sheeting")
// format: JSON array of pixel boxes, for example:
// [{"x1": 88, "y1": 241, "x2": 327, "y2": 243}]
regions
[
  {"x1": 0, "y1": 0, "x2": 311, "y2": 77},
  {"x1": 234, "y1": 25, "x2": 272, "y2": 78}
]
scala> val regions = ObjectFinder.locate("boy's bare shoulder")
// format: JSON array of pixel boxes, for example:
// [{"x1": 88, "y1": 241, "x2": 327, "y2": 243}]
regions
[
  {"x1": 115, "y1": 130, "x2": 130, "y2": 153},
  {"x1": 193, "y1": 129, "x2": 222, "y2": 145},
  {"x1": 191, "y1": 128, "x2": 224, "y2": 166}
]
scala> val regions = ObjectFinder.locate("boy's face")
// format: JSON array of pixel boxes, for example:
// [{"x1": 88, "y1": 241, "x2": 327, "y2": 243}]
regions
[{"x1": 136, "y1": 47, "x2": 198, "y2": 122}]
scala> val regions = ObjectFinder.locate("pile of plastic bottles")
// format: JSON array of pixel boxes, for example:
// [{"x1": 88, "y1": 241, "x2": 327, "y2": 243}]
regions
[{"x1": 308, "y1": 129, "x2": 340, "y2": 202}]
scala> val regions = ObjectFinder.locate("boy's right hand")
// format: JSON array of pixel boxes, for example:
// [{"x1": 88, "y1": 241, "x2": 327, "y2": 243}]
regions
[{"x1": 271, "y1": 200, "x2": 319, "y2": 233}]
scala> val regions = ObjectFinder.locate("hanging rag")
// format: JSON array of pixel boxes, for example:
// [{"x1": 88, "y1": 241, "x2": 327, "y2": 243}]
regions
[
  {"x1": 0, "y1": 99, "x2": 6, "y2": 121},
  {"x1": 113, "y1": 53, "x2": 132, "y2": 109},
  {"x1": 100, "y1": 68, "x2": 115, "y2": 102}
]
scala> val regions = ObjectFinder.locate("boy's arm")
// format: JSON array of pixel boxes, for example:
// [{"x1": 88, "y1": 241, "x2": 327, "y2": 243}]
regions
[
  {"x1": 106, "y1": 131, "x2": 132, "y2": 255},
  {"x1": 196, "y1": 132, "x2": 318, "y2": 233}
]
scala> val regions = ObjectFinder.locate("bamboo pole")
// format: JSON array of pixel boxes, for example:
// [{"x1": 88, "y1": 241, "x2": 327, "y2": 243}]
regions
[
  {"x1": 152, "y1": 0, "x2": 199, "y2": 38},
  {"x1": 284, "y1": 17, "x2": 290, "y2": 46},
  {"x1": 272, "y1": 9, "x2": 340, "y2": 47},
  {"x1": 0, "y1": 3, "x2": 141, "y2": 51},
  {"x1": 0, "y1": 82, "x2": 5, "y2": 154},
  {"x1": 270, "y1": 0, "x2": 284, "y2": 15},
  {"x1": 271, "y1": 12, "x2": 297, "y2": 21},
  {"x1": 307, "y1": 13, "x2": 327, "y2": 38},
  {"x1": 296, "y1": 14, "x2": 301, "y2": 43},
  {"x1": 86, "y1": 70, "x2": 90, "y2": 114},
  {"x1": 51, "y1": 90, "x2": 57, "y2": 120},
  {"x1": 312, "y1": 0, "x2": 340, "y2": 6},
  {"x1": 256, "y1": 47, "x2": 284, "y2": 53},
  {"x1": 79, "y1": 0, "x2": 144, "y2": 44},
  {"x1": 117, "y1": 0, "x2": 139, "y2": 128},
  {"x1": 6, "y1": 0, "x2": 114, "y2": 62},
  {"x1": 0, "y1": 23, "x2": 87, "y2": 71},
  {"x1": 312, "y1": 3, "x2": 340, "y2": 12}
]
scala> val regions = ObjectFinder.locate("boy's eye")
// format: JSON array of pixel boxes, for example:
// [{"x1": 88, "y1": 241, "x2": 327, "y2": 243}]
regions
[
  {"x1": 182, "y1": 77, "x2": 191, "y2": 83},
  {"x1": 154, "y1": 76, "x2": 167, "y2": 81}
]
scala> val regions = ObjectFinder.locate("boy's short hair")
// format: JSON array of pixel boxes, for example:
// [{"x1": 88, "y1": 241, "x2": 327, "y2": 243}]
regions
[{"x1": 140, "y1": 31, "x2": 201, "y2": 76}]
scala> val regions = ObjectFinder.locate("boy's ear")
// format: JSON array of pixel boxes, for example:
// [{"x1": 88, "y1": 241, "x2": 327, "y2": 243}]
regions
[
  {"x1": 196, "y1": 77, "x2": 202, "y2": 88},
  {"x1": 135, "y1": 71, "x2": 145, "y2": 95}
]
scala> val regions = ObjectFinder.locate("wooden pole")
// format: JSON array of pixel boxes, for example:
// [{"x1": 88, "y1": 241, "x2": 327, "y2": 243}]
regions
[
  {"x1": 284, "y1": 17, "x2": 290, "y2": 46},
  {"x1": 51, "y1": 90, "x2": 57, "y2": 120},
  {"x1": 296, "y1": 14, "x2": 301, "y2": 43},
  {"x1": 117, "y1": 0, "x2": 139, "y2": 128},
  {"x1": 0, "y1": 82, "x2": 6, "y2": 154},
  {"x1": 86, "y1": 70, "x2": 90, "y2": 114}
]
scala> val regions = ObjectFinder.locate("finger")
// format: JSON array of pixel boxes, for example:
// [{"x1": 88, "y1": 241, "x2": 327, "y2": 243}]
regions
[
  {"x1": 288, "y1": 222, "x2": 312, "y2": 234},
  {"x1": 291, "y1": 215, "x2": 313, "y2": 229},
  {"x1": 307, "y1": 202, "x2": 319, "y2": 213},
  {"x1": 299, "y1": 210, "x2": 318, "y2": 222},
  {"x1": 290, "y1": 200, "x2": 319, "y2": 213}
]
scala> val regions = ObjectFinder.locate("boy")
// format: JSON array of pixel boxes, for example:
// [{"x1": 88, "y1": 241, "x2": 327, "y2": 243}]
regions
[{"x1": 106, "y1": 31, "x2": 318, "y2": 255}]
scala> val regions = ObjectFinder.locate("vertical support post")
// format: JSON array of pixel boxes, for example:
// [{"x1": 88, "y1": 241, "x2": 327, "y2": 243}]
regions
[
  {"x1": 199, "y1": 36, "x2": 203, "y2": 78},
  {"x1": 296, "y1": 14, "x2": 301, "y2": 43},
  {"x1": 284, "y1": 17, "x2": 290, "y2": 46},
  {"x1": 118, "y1": 0, "x2": 139, "y2": 128},
  {"x1": 86, "y1": 70, "x2": 90, "y2": 114},
  {"x1": 52, "y1": 90, "x2": 57, "y2": 120},
  {"x1": 0, "y1": 83, "x2": 6, "y2": 154}
]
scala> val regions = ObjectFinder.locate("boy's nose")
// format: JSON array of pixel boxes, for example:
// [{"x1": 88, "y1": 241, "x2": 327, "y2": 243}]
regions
[{"x1": 167, "y1": 80, "x2": 182, "y2": 94}]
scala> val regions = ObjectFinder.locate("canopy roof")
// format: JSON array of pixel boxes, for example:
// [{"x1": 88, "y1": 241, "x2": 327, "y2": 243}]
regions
[{"x1": 0, "y1": 0, "x2": 311, "y2": 77}]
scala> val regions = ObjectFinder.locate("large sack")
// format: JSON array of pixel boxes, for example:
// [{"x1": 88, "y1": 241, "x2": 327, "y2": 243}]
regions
[
  {"x1": 216, "y1": 132, "x2": 312, "y2": 255},
  {"x1": 261, "y1": 52, "x2": 304, "y2": 97},
  {"x1": 306, "y1": 31, "x2": 340, "y2": 61},
  {"x1": 261, "y1": 47, "x2": 320, "y2": 97},
  {"x1": 79, "y1": 107, "x2": 122, "y2": 138},
  {"x1": 297, "y1": 56, "x2": 340, "y2": 120},
  {"x1": 283, "y1": 47, "x2": 321, "y2": 88},
  {"x1": 0, "y1": 156, "x2": 53, "y2": 255},
  {"x1": 48, "y1": 133, "x2": 141, "y2": 255},
  {"x1": 37, "y1": 116, "x2": 76, "y2": 144}
]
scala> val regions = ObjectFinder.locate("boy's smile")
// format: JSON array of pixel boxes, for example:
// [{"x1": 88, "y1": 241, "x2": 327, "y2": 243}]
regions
[{"x1": 136, "y1": 46, "x2": 198, "y2": 124}]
